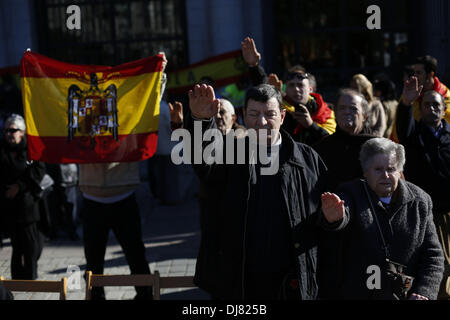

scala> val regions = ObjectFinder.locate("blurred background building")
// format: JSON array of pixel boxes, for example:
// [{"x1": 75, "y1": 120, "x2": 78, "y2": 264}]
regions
[{"x1": 1, "y1": 0, "x2": 450, "y2": 100}]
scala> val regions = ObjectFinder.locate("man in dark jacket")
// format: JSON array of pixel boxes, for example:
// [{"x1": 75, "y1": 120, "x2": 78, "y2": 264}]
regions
[
  {"x1": 396, "y1": 76, "x2": 450, "y2": 299},
  {"x1": 313, "y1": 88, "x2": 375, "y2": 191},
  {"x1": 186, "y1": 83, "x2": 327, "y2": 300}
]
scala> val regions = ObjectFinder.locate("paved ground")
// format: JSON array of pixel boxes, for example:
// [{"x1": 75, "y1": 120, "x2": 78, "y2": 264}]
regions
[{"x1": 0, "y1": 162, "x2": 211, "y2": 300}]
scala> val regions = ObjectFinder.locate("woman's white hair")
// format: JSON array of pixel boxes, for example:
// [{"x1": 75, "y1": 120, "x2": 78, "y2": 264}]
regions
[
  {"x1": 359, "y1": 138, "x2": 405, "y2": 172},
  {"x1": 5, "y1": 114, "x2": 26, "y2": 132}
]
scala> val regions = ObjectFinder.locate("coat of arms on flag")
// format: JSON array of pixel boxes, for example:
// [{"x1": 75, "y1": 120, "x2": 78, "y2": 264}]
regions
[
  {"x1": 67, "y1": 73, "x2": 118, "y2": 145},
  {"x1": 21, "y1": 51, "x2": 164, "y2": 163}
]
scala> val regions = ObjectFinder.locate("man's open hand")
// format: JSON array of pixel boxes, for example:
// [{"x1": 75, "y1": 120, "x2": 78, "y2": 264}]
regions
[
  {"x1": 188, "y1": 84, "x2": 220, "y2": 120},
  {"x1": 401, "y1": 76, "x2": 423, "y2": 105},
  {"x1": 241, "y1": 37, "x2": 261, "y2": 67},
  {"x1": 268, "y1": 73, "x2": 283, "y2": 92},
  {"x1": 321, "y1": 192, "x2": 345, "y2": 223}
]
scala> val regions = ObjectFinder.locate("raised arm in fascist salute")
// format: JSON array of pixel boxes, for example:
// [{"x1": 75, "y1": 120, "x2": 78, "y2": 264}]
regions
[
  {"x1": 241, "y1": 37, "x2": 336, "y2": 146},
  {"x1": 185, "y1": 83, "x2": 328, "y2": 300}
]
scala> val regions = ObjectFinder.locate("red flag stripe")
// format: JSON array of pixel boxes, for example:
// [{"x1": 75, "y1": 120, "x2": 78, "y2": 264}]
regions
[
  {"x1": 20, "y1": 51, "x2": 163, "y2": 79},
  {"x1": 26, "y1": 132, "x2": 158, "y2": 164}
]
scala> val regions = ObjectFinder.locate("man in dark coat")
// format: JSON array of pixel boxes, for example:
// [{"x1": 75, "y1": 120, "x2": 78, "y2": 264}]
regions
[
  {"x1": 396, "y1": 76, "x2": 450, "y2": 299},
  {"x1": 313, "y1": 88, "x2": 375, "y2": 191},
  {"x1": 186, "y1": 84, "x2": 327, "y2": 300},
  {"x1": 0, "y1": 114, "x2": 45, "y2": 280}
]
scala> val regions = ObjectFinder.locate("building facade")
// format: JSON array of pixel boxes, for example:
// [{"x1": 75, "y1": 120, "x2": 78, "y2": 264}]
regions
[{"x1": 1, "y1": 0, "x2": 450, "y2": 99}]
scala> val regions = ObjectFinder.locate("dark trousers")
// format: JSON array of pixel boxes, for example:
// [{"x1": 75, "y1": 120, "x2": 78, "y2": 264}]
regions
[
  {"x1": 244, "y1": 271, "x2": 300, "y2": 300},
  {"x1": 81, "y1": 193, "x2": 152, "y2": 299},
  {"x1": 10, "y1": 222, "x2": 44, "y2": 280},
  {"x1": 47, "y1": 186, "x2": 79, "y2": 240}
]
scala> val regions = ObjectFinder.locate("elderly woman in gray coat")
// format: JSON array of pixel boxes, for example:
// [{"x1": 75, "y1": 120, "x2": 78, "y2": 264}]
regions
[{"x1": 319, "y1": 138, "x2": 444, "y2": 300}]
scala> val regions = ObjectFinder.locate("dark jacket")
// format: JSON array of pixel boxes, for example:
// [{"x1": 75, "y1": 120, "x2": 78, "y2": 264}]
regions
[
  {"x1": 186, "y1": 116, "x2": 327, "y2": 299},
  {"x1": 313, "y1": 126, "x2": 375, "y2": 192},
  {"x1": 0, "y1": 138, "x2": 45, "y2": 228},
  {"x1": 319, "y1": 179, "x2": 444, "y2": 300},
  {"x1": 396, "y1": 102, "x2": 450, "y2": 213}
]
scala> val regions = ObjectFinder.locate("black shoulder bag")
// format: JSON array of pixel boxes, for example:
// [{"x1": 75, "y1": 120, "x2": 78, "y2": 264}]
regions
[{"x1": 361, "y1": 180, "x2": 414, "y2": 300}]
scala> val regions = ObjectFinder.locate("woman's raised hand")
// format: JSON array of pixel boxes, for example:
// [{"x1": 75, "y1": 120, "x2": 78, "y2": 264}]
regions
[{"x1": 321, "y1": 192, "x2": 345, "y2": 223}]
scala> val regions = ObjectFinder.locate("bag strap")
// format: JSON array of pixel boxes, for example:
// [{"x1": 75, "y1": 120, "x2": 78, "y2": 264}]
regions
[{"x1": 361, "y1": 179, "x2": 390, "y2": 259}]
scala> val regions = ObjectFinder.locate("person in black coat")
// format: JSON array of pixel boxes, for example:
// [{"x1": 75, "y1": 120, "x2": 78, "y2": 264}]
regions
[
  {"x1": 0, "y1": 114, "x2": 45, "y2": 280},
  {"x1": 313, "y1": 88, "x2": 375, "y2": 192},
  {"x1": 396, "y1": 76, "x2": 450, "y2": 299},
  {"x1": 186, "y1": 84, "x2": 327, "y2": 300},
  {"x1": 320, "y1": 138, "x2": 444, "y2": 300}
]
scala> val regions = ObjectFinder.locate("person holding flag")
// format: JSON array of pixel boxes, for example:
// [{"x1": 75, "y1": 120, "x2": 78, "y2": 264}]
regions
[{"x1": 21, "y1": 50, "x2": 172, "y2": 299}]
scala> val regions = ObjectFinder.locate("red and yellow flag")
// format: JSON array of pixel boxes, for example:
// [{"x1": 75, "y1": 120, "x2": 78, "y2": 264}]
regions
[
  {"x1": 21, "y1": 51, "x2": 164, "y2": 163},
  {"x1": 166, "y1": 50, "x2": 247, "y2": 94}
]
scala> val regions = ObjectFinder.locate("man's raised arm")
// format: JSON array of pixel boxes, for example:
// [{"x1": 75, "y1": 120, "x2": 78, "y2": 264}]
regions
[
  {"x1": 396, "y1": 76, "x2": 422, "y2": 143},
  {"x1": 241, "y1": 37, "x2": 267, "y2": 86}
]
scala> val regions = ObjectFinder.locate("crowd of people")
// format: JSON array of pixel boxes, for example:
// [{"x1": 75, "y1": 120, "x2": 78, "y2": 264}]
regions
[{"x1": 0, "y1": 36, "x2": 449, "y2": 301}]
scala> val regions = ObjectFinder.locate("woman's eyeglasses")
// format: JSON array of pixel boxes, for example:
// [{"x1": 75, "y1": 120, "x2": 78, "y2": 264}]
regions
[{"x1": 4, "y1": 128, "x2": 22, "y2": 134}]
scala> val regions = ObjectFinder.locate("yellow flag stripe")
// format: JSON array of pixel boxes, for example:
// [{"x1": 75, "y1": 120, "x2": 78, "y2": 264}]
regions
[
  {"x1": 23, "y1": 72, "x2": 161, "y2": 136},
  {"x1": 317, "y1": 110, "x2": 337, "y2": 134}
]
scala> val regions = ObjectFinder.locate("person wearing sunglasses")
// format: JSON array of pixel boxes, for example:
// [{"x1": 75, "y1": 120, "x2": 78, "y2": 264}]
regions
[
  {"x1": 241, "y1": 37, "x2": 336, "y2": 146},
  {"x1": 0, "y1": 114, "x2": 45, "y2": 280}
]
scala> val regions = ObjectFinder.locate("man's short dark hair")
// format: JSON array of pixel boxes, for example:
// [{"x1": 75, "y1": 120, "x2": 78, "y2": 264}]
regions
[
  {"x1": 414, "y1": 55, "x2": 438, "y2": 74},
  {"x1": 244, "y1": 84, "x2": 283, "y2": 111}
]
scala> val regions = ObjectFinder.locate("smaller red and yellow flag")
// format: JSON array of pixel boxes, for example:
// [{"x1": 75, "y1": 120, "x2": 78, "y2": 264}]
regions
[
  {"x1": 21, "y1": 51, "x2": 164, "y2": 163},
  {"x1": 166, "y1": 50, "x2": 247, "y2": 94}
]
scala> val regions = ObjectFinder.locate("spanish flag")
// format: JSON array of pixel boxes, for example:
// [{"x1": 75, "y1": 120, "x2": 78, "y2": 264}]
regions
[
  {"x1": 166, "y1": 50, "x2": 247, "y2": 94},
  {"x1": 21, "y1": 51, "x2": 164, "y2": 163}
]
